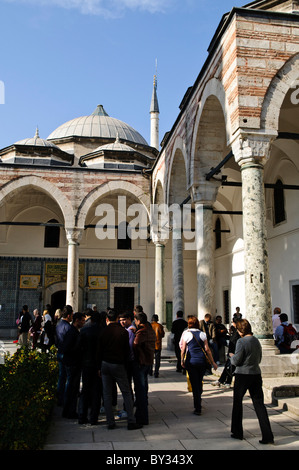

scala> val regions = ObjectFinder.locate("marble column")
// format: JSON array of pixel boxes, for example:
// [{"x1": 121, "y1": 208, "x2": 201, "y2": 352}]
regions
[
  {"x1": 194, "y1": 202, "x2": 215, "y2": 320},
  {"x1": 172, "y1": 231, "x2": 184, "y2": 319},
  {"x1": 191, "y1": 182, "x2": 219, "y2": 320},
  {"x1": 65, "y1": 228, "x2": 83, "y2": 312},
  {"x1": 154, "y1": 241, "x2": 166, "y2": 324},
  {"x1": 232, "y1": 131, "x2": 278, "y2": 350}
]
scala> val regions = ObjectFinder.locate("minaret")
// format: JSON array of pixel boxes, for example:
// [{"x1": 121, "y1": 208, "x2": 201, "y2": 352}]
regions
[{"x1": 150, "y1": 65, "x2": 160, "y2": 150}]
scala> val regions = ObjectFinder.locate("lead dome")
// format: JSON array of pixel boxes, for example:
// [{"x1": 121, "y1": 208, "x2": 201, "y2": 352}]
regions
[{"x1": 47, "y1": 104, "x2": 148, "y2": 146}]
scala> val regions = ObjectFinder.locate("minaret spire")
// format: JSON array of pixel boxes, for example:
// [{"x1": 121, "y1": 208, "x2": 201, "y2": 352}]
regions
[{"x1": 150, "y1": 59, "x2": 160, "y2": 150}]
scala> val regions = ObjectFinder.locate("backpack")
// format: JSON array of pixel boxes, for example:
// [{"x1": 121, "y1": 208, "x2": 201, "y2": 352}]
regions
[{"x1": 282, "y1": 324, "x2": 299, "y2": 349}]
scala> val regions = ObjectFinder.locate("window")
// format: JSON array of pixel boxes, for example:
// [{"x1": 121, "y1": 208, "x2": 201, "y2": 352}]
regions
[
  {"x1": 44, "y1": 219, "x2": 60, "y2": 248},
  {"x1": 117, "y1": 221, "x2": 131, "y2": 250},
  {"x1": 274, "y1": 179, "x2": 286, "y2": 225},
  {"x1": 223, "y1": 289, "x2": 230, "y2": 324},
  {"x1": 215, "y1": 218, "x2": 221, "y2": 249}
]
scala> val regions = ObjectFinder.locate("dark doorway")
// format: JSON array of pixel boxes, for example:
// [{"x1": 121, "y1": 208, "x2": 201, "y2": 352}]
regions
[
  {"x1": 292, "y1": 284, "x2": 299, "y2": 324},
  {"x1": 51, "y1": 290, "x2": 66, "y2": 312},
  {"x1": 114, "y1": 287, "x2": 134, "y2": 315}
]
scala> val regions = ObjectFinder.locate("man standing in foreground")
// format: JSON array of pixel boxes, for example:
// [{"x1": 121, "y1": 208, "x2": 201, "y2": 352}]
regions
[
  {"x1": 62, "y1": 311, "x2": 86, "y2": 419},
  {"x1": 133, "y1": 312, "x2": 156, "y2": 425},
  {"x1": 97, "y1": 309, "x2": 142, "y2": 430},
  {"x1": 55, "y1": 305, "x2": 73, "y2": 406}
]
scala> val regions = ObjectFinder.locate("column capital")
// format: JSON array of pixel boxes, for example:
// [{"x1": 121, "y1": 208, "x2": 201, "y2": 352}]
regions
[
  {"x1": 231, "y1": 129, "x2": 277, "y2": 167},
  {"x1": 65, "y1": 227, "x2": 83, "y2": 244},
  {"x1": 151, "y1": 234, "x2": 168, "y2": 246},
  {"x1": 190, "y1": 180, "x2": 219, "y2": 205}
]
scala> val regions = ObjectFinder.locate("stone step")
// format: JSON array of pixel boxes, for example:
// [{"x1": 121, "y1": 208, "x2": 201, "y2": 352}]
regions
[{"x1": 274, "y1": 397, "x2": 299, "y2": 417}]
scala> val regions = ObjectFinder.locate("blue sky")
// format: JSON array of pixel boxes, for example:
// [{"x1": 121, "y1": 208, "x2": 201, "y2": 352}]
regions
[{"x1": 0, "y1": 0, "x2": 246, "y2": 150}]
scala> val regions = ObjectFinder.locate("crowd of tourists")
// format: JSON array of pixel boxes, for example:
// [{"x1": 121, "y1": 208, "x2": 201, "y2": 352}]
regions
[{"x1": 16, "y1": 303, "x2": 298, "y2": 444}]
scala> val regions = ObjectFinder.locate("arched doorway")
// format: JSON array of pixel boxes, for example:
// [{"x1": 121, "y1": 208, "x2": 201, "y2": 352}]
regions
[{"x1": 51, "y1": 290, "x2": 66, "y2": 312}]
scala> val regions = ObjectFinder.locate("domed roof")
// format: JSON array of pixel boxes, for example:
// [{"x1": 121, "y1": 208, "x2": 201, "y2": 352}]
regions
[
  {"x1": 47, "y1": 105, "x2": 148, "y2": 146},
  {"x1": 15, "y1": 128, "x2": 59, "y2": 148},
  {"x1": 93, "y1": 134, "x2": 138, "y2": 153}
]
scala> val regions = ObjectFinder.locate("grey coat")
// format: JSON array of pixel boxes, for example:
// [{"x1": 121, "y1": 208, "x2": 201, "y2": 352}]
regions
[{"x1": 230, "y1": 335, "x2": 262, "y2": 375}]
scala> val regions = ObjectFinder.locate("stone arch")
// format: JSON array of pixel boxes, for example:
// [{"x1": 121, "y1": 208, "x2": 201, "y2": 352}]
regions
[
  {"x1": 76, "y1": 180, "x2": 151, "y2": 229},
  {"x1": 190, "y1": 78, "x2": 230, "y2": 188},
  {"x1": 167, "y1": 136, "x2": 189, "y2": 206},
  {"x1": 261, "y1": 52, "x2": 299, "y2": 132},
  {"x1": 0, "y1": 175, "x2": 75, "y2": 228},
  {"x1": 153, "y1": 179, "x2": 165, "y2": 205}
]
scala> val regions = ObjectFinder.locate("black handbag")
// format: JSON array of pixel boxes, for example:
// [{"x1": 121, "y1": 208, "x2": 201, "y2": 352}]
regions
[{"x1": 225, "y1": 358, "x2": 235, "y2": 377}]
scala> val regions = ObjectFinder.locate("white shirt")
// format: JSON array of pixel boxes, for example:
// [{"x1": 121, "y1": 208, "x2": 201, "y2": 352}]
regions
[{"x1": 180, "y1": 328, "x2": 207, "y2": 348}]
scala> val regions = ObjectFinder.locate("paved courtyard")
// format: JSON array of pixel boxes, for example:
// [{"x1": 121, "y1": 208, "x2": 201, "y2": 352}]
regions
[{"x1": 44, "y1": 359, "x2": 299, "y2": 452}]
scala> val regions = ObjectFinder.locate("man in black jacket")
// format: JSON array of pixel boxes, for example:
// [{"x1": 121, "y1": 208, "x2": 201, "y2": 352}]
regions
[
  {"x1": 62, "y1": 312, "x2": 85, "y2": 419},
  {"x1": 77, "y1": 309, "x2": 104, "y2": 425},
  {"x1": 97, "y1": 309, "x2": 142, "y2": 430}
]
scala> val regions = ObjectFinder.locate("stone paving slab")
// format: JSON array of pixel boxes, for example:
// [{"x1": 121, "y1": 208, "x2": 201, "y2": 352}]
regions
[{"x1": 44, "y1": 360, "x2": 299, "y2": 451}]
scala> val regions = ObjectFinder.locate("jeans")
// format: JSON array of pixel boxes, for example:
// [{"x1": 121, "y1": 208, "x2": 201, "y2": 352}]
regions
[
  {"x1": 101, "y1": 361, "x2": 135, "y2": 426},
  {"x1": 57, "y1": 352, "x2": 67, "y2": 406},
  {"x1": 231, "y1": 374, "x2": 274, "y2": 441},
  {"x1": 134, "y1": 364, "x2": 151, "y2": 424},
  {"x1": 186, "y1": 362, "x2": 206, "y2": 412},
  {"x1": 62, "y1": 364, "x2": 81, "y2": 418},
  {"x1": 150, "y1": 349, "x2": 161, "y2": 377}
]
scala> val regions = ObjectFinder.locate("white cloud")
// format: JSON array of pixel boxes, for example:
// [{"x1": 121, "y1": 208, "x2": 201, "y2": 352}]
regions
[{"x1": 2, "y1": 0, "x2": 174, "y2": 17}]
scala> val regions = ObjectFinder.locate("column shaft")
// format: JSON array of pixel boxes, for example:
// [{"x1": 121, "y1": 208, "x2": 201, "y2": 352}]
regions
[
  {"x1": 172, "y1": 236, "x2": 184, "y2": 319},
  {"x1": 155, "y1": 243, "x2": 166, "y2": 323},
  {"x1": 195, "y1": 203, "x2": 215, "y2": 320},
  {"x1": 241, "y1": 162, "x2": 272, "y2": 338},
  {"x1": 66, "y1": 229, "x2": 82, "y2": 312}
]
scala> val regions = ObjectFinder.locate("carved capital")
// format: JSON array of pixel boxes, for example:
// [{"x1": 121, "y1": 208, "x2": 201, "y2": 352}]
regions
[
  {"x1": 65, "y1": 227, "x2": 83, "y2": 244},
  {"x1": 231, "y1": 130, "x2": 277, "y2": 167},
  {"x1": 190, "y1": 180, "x2": 220, "y2": 205}
]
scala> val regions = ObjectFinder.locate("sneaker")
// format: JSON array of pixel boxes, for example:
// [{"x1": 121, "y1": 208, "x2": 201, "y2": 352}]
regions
[
  {"x1": 212, "y1": 380, "x2": 220, "y2": 387},
  {"x1": 118, "y1": 410, "x2": 128, "y2": 418},
  {"x1": 221, "y1": 383, "x2": 231, "y2": 389},
  {"x1": 127, "y1": 422, "x2": 143, "y2": 430}
]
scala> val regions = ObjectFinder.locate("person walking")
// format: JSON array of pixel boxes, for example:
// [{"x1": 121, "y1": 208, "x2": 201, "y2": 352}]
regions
[
  {"x1": 230, "y1": 319, "x2": 274, "y2": 444},
  {"x1": 150, "y1": 314, "x2": 165, "y2": 378},
  {"x1": 171, "y1": 311, "x2": 187, "y2": 372},
  {"x1": 180, "y1": 315, "x2": 217, "y2": 415}
]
